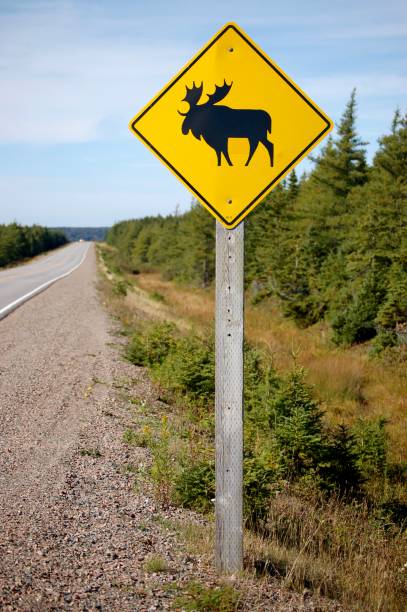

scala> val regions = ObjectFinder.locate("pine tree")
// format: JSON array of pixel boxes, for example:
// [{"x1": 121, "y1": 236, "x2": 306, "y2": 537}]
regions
[
  {"x1": 271, "y1": 91, "x2": 369, "y2": 326},
  {"x1": 271, "y1": 369, "x2": 325, "y2": 478},
  {"x1": 312, "y1": 89, "x2": 368, "y2": 199}
]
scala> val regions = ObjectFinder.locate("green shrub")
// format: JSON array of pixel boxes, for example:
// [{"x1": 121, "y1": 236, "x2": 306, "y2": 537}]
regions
[
  {"x1": 126, "y1": 322, "x2": 176, "y2": 367},
  {"x1": 149, "y1": 415, "x2": 174, "y2": 506},
  {"x1": 321, "y1": 424, "x2": 363, "y2": 496},
  {"x1": 174, "y1": 581, "x2": 239, "y2": 612},
  {"x1": 150, "y1": 290, "x2": 166, "y2": 303},
  {"x1": 156, "y1": 333, "x2": 215, "y2": 402},
  {"x1": 174, "y1": 460, "x2": 215, "y2": 512},
  {"x1": 331, "y1": 268, "x2": 386, "y2": 346},
  {"x1": 143, "y1": 555, "x2": 168, "y2": 573},
  {"x1": 243, "y1": 451, "x2": 278, "y2": 524},
  {"x1": 113, "y1": 279, "x2": 129, "y2": 296},
  {"x1": 126, "y1": 334, "x2": 148, "y2": 366},
  {"x1": 270, "y1": 369, "x2": 326, "y2": 479},
  {"x1": 124, "y1": 320, "x2": 397, "y2": 524},
  {"x1": 123, "y1": 426, "x2": 151, "y2": 448},
  {"x1": 352, "y1": 417, "x2": 388, "y2": 478},
  {"x1": 370, "y1": 329, "x2": 398, "y2": 355}
]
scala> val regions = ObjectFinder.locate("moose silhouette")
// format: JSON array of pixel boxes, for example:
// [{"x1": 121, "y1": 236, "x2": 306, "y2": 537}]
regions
[{"x1": 178, "y1": 81, "x2": 274, "y2": 167}]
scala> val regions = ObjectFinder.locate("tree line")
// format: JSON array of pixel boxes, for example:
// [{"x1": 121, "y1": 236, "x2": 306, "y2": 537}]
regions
[
  {"x1": 52, "y1": 227, "x2": 109, "y2": 242},
  {"x1": 0, "y1": 223, "x2": 67, "y2": 268},
  {"x1": 107, "y1": 92, "x2": 406, "y2": 351}
]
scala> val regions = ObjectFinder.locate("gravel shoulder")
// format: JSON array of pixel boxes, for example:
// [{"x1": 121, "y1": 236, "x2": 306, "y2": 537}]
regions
[{"x1": 0, "y1": 245, "x2": 340, "y2": 611}]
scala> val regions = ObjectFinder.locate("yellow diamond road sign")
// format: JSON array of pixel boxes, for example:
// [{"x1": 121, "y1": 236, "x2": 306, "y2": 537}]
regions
[{"x1": 129, "y1": 23, "x2": 333, "y2": 228}]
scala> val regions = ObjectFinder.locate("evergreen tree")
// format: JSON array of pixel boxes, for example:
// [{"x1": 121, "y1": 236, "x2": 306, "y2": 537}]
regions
[
  {"x1": 329, "y1": 112, "x2": 407, "y2": 346},
  {"x1": 271, "y1": 369, "x2": 325, "y2": 478},
  {"x1": 264, "y1": 91, "x2": 369, "y2": 326},
  {"x1": 312, "y1": 89, "x2": 368, "y2": 198},
  {"x1": 322, "y1": 424, "x2": 363, "y2": 495}
]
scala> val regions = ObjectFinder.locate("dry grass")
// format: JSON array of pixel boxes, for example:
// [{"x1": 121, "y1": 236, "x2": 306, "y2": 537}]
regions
[
  {"x1": 166, "y1": 504, "x2": 407, "y2": 612},
  {"x1": 134, "y1": 272, "x2": 407, "y2": 462},
  {"x1": 245, "y1": 490, "x2": 407, "y2": 611}
]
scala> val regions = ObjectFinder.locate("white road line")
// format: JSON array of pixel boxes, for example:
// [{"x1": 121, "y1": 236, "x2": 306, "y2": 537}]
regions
[{"x1": 0, "y1": 244, "x2": 90, "y2": 321}]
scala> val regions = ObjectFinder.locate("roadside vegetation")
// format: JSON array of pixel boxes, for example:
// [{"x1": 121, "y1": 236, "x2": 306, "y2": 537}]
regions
[
  {"x1": 0, "y1": 223, "x2": 67, "y2": 267},
  {"x1": 98, "y1": 244, "x2": 406, "y2": 611},
  {"x1": 99, "y1": 94, "x2": 407, "y2": 610}
]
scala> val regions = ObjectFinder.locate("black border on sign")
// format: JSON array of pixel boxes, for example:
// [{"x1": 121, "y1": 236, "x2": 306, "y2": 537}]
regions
[{"x1": 131, "y1": 24, "x2": 332, "y2": 228}]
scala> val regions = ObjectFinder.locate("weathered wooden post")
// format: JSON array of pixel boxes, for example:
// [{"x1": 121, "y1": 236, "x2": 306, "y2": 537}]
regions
[{"x1": 215, "y1": 221, "x2": 244, "y2": 572}]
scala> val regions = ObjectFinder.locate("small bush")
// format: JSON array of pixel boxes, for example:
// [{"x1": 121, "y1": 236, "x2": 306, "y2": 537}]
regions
[
  {"x1": 156, "y1": 333, "x2": 215, "y2": 403},
  {"x1": 331, "y1": 269, "x2": 386, "y2": 346},
  {"x1": 126, "y1": 322, "x2": 176, "y2": 367},
  {"x1": 270, "y1": 369, "x2": 326, "y2": 479},
  {"x1": 143, "y1": 555, "x2": 168, "y2": 573},
  {"x1": 123, "y1": 426, "x2": 151, "y2": 448},
  {"x1": 174, "y1": 581, "x2": 239, "y2": 612},
  {"x1": 321, "y1": 424, "x2": 363, "y2": 496},
  {"x1": 149, "y1": 415, "x2": 174, "y2": 506},
  {"x1": 352, "y1": 417, "x2": 388, "y2": 479},
  {"x1": 243, "y1": 452, "x2": 278, "y2": 525},
  {"x1": 150, "y1": 290, "x2": 166, "y2": 303},
  {"x1": 174, "y1": 460, "x2": 215, "y2": 512},
  {"x1": 113, "y1": 279, "x2": 130, "y2": 296}
]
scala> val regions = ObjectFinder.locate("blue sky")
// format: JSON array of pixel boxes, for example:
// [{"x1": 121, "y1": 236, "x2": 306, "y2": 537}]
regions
[{"x1": 0, "y1": 0, "x2": 406, "y2": 227}]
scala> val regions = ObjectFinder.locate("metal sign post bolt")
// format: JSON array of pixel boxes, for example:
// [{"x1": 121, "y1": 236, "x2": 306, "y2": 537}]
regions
[{"x1": 215, "y1": 220, "x2": 244, "y2": 573}]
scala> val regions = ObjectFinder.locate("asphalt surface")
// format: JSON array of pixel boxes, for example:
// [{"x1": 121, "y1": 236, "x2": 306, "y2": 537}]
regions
[{"x1": 0, "y1": 242, "x2": 90, "y2": 319}]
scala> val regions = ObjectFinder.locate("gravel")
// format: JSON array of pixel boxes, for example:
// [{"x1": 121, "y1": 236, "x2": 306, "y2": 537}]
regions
[{"x1": 0, "y1": 245, "x2": 341, "y2": 611}]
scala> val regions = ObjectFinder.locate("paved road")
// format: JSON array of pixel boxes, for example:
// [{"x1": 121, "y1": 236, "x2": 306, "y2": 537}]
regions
[{"x1": 0, "y1": 241, "x2": 90, "y2": 319}]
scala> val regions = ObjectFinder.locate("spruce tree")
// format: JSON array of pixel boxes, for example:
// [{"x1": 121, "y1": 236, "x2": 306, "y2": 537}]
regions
[
  {"x1": 271, "y1": 369, "x2": 325, "y2": 478},
  {"x1": 329, "y1": 112, "x2": 407, "y2": 346},
  {"x1": 322, "y1": 424, "x2": 363, "y2": 496},
  {"x1": 272, "y1": 91, "x2": 369, "y2": 326}
]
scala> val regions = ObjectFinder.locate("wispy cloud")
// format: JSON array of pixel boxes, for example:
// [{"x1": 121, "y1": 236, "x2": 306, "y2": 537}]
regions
[{"x1": 0, "y1": 3, "x2": 190, "y2": 143}]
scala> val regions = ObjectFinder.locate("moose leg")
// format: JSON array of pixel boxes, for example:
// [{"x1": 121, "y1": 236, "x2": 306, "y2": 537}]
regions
[
  {"x1": 245, "y1": 139, "x2": 259, "y2": 166},
  {"x1": 216, "y1": 149, "x2": 222, "y2": 166},
  {"x1": 261, "y1": 137, "x2": 274, "y2": 167},
  {"x1": 222, "y1": 147, "x2": 233, "y2": 166}
]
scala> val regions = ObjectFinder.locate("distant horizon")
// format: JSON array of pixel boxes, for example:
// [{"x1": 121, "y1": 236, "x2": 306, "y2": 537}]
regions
[{"x1": 1, "y1": 0, "x2": 406, "y2": 226}]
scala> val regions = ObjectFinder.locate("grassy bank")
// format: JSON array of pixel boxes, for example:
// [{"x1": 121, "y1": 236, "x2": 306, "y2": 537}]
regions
[
  {"x1": 98, "y1": 244, "x2": 406, "y2": 611},
  {"x1": 131, "y1": 271, "x2": 407, "y2": 465}
]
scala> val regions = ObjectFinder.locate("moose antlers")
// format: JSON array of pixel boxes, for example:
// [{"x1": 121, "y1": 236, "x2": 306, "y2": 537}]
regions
[
  {"x1": 206, "y1": 80, "x2": 233, "y2": 105},
  {"x1": 182, "y1": 82, "x2": 203, "y2": 107},
  {"x1": 179, "y1": 81, "x2": 233, "y2": 112}
]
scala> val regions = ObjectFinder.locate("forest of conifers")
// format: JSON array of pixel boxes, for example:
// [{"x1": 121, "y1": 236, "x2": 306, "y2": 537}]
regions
[
  {"x1": 0, "y1": 223, "x2": 67, "y2": 267},
  {"x1": 108, "y1": 92, "x2": 406, "y2": 353}
]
